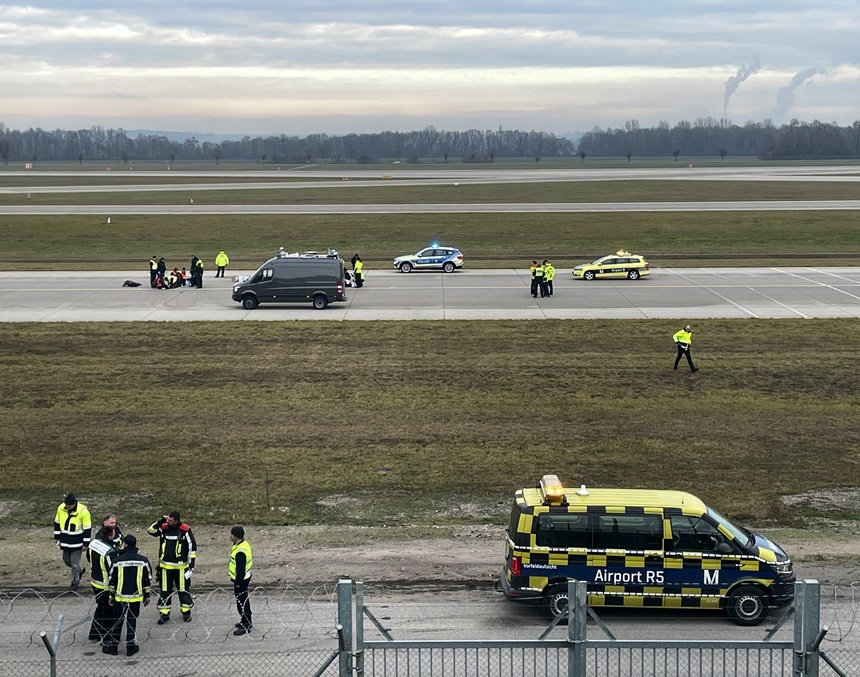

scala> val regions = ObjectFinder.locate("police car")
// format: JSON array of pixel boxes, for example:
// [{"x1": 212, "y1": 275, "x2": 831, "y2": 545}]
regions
[
  {"x1": 393, "y1": 245, "x2": 464, "y2": 273},
  {"x1": 499, "y1": 475, "x2": 794, "y2": 626},
  {"x1": 572, "y1": 250, "x2": 650, "y2": 280}
]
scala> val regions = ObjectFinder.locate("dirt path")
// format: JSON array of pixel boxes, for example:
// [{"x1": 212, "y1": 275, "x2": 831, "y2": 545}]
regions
[{"x1": 2, "y1": 524, "x2": 858, "y2": 591}]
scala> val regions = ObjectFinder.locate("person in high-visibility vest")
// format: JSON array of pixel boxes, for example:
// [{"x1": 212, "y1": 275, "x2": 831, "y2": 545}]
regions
[
  {"x1": 530, "y1": 261, "x2": 538, "y2": 297},
  {"x1": 672, "y1": 324, "x2": 698, "y2": 372},
  {"x1": 87, "y1": 515, "x2": 121, "y2": 642},
  {"x1": 543, "y1": 260, "x2": 556, "y2": 297},
  {"x1": 215, "y1": 250, "x2": 230, "y2": 278},
  {"x1": 105, "y1": 534, "x2": 152, "y2": 656},
  {"x1": 534, "y1": 262, "x2": 546, "y2": 298},
  {"x1": 149, "y1": 256, "x2": 158, "y2": 288},
  {"x1": 228, "y1": 525, "x2": 253, "y2": 635},
  {"x1": 353, "y1": 256, "x2": 364, "y2": 288},
  {"x1": 53, "y1": 493, "x2": 92, "y2": 589}
]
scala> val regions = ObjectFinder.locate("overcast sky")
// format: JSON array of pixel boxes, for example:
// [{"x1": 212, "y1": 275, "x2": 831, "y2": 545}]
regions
[{"x1": 1, "y1": 1, "x2": 858, "y2": 136}]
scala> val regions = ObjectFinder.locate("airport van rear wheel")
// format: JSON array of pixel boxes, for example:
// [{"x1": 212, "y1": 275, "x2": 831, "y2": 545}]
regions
[
  {"x1": 628, "y1": 270, "x2": 640, "y2": 280},
  {"x1": 726, "y1": 585, "x2": 767, "y2": 626},
  {"x1": 583, "y1": 271, "x2": 596, "y2": 281},
  {"x1": 399, "y1": 262, "x2": 413, "y2": 273},
  {"x1": 242, "y1": 295, "x2": 258, "y2": 310},
  {"x1": 542, "y1": 585, "x2": 570, "y2": 622},
  {"x1": 312, "y1": 295, "x2": 328, "y2": 310},
  {"x1": 443, "y1": 262, "x2": 455, "y2": 273}
]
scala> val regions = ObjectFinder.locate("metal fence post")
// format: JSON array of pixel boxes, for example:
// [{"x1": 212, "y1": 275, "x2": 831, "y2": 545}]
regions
[
  {"x1": 793, "y1": 580, "x2": 821, "y2": 677},
  {"x1": 355, "y1": 581, "x2": 364, "y2": 676},
  {"x1": 568, "y1": 580, "x2": 587, "y2": 677},
  {"x1": 337, "y1": 579, "x2": 353, "y2": 677},
  {"x1": 39, "y1": 613, "x2": 63, "y2": 677}
]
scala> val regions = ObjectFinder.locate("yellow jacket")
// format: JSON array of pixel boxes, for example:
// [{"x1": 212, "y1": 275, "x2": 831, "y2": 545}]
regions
[{"x1": 673, "y1": 329, "x2": 692, "y2": 347}]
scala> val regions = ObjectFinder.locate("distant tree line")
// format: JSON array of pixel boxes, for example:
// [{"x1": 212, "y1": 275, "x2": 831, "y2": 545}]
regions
[
  {"x1": 1, "y1": 118, "x2": 859, "y2": 165},
  {"x1": 0, "y1": 123, "x2": 573, "y2": 165},
  {"x1": 576, "y1": 118, "x2": 860, "y2": 161}
]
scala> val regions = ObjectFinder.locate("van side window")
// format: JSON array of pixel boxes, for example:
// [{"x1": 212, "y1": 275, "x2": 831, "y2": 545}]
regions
[
  {"x1": 595, "y1": 514, "x2": 662, "y2": 551},
  {"x1": 536, "y1": 513, "x2": 590, "y2": 549},
  {"x1": 256, "y1": 268, "x2": 273, "y2": 282},
  {"x1": 669, "y1": 515, "x2": 729, "y2": 553}
]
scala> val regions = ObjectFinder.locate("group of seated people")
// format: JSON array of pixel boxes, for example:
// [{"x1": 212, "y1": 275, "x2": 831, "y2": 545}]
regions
[{"x1": 153, "y1": 268, "x2": 192, "y2": 289}]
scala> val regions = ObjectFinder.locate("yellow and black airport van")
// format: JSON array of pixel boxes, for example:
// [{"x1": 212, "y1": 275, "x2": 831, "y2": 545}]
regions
[{"x1": 499, "y1": 475, "x2": 795, "y2": 626}]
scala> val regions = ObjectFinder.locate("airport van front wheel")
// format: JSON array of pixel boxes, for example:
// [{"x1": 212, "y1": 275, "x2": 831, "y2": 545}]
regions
[
  {"x1": 242, "y1": 295, "x2": 258, "y2": 310},
  {"x1": 726, "y1": 585, "x2": 767, "y2": 626},
  {"x1": 542, "y1": 585, "x2": 570, "y2": 622},
  {"x1": 312, "y1": 295, "x2": 328, "y2": 310}
]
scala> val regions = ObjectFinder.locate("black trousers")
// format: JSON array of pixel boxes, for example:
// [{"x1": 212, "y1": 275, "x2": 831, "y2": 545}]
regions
[
  {"x1": 90, "y1": 587, "x2": 117, "y2": 641},
  {"x1": 106, "y1": 601, "x2": 140, "y2": 648},
  {"x1": 546, "y1": 280, "x2": 553, "y2": 296},
  {"x1": 216, "y1": 266, "x2": 225, "y2": 277},
  {"x1": 530, "y1": 278, "x2": 538, "y2": 296},
  {"x1": 355, "y1": 272, "x2": 364, "y2": 288},
  {"x1": 674, "y1": 345, "x2": 696, "y2": 371},
  {"x1": 233, "y1": 577, "x2": 252, "y2": 627},
  {"x1": 157, "y1": 567, "x2": 194, "y2": 616},
  {"x1": 538, "y1": 279, "x2": 548, "y2": 297}
]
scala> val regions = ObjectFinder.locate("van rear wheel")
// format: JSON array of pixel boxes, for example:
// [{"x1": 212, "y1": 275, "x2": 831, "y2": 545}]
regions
[
  {"x1": 242, "y1": 295, "x2": 258, "y2": 310},
  {"x1": 312, "y1": 294, "x2": 328, "y2": 310},
  {"x1": 726, "y1": 585, "x2": 768, "y2": 626},
  {"x1": 542, "y1": 585, "x2": 570, "y2": 623}
]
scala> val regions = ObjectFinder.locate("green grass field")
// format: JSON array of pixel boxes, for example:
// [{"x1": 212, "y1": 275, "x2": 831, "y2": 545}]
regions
[
  {"x1": 2, "y1": 210, "x2": 859, "y2": 269},
  {"x1": 1, "y1": 320, "x2": 857, "y2": 529}
]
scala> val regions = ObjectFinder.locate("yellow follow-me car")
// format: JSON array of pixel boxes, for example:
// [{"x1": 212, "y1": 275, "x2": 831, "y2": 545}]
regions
[{"x1": 572, "y1": 250, "x2": 650, "y2": 280}]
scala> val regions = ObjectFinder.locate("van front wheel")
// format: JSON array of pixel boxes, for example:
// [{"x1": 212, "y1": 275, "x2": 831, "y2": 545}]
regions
[
  {"x1": 242, "y1": 295, "x2": 258, "y2": 310},
  {"x1": 726, "y1": 585, "x2": 768, "y2": 626},
  {"x1": 542, "y1": 585, "x2": 570, "y2": 622},
  {"x1": 312, "y1": 294, "x2": 328, "y2": 310}
]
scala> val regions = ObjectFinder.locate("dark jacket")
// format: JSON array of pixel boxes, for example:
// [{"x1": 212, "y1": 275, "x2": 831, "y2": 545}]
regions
[{"x1": 148, "y1": 518, "x2": 197, "y2": 569}]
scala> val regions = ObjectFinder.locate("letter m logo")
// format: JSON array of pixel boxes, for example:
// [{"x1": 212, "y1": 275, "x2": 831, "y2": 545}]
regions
[{"x1": 703, "y1": 569, "x2": 719, "y2": 586}]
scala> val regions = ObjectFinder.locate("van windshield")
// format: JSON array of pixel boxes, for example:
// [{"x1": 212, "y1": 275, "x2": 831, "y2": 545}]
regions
[{"x1": 707, "y1": 507, "x2": 752, "y2": 547}]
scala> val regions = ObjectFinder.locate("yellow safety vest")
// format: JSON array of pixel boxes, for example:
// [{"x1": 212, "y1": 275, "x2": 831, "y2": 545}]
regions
[
  {"x1": 215, "y1": 252, "x2": 229, "y2": 266},
  {"x1": 673, "y1": 329, "x2": 692, "y2": 347},
  {"x1": 229, "y1": 540, "x2": 253, "y2": 581},
  {"x1": 544, "y1": 264, "x2": 555, "y2": 281},
  {"x1": 534, "y1": 265, "x2": 545, "y2": 279}
]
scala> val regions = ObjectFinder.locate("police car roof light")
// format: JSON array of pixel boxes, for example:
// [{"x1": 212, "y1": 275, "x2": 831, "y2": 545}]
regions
[{"x1": 540, "y1": 474, "x2": 567, "y2": 505}]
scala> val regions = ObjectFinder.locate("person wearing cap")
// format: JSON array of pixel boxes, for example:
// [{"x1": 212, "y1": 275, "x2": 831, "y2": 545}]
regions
[
  {"x1": 228, "y1": 525, "x2": 253, "y2": 635},
  {"x1": 149, "y1": 256, "x2": 158, "y2": 288},
  {"x1": 148, "y1": 511, "x2": 197, "y2": 623},
  {"x1": 53, "y1": 493, "x2": 92, "y2": 589},
  {"x1": 214, "y1": 249, "x2": 230, "y2": 277},
  {"x1": 87, "y1": 515, "x2": 120, "y2": 642},
  {"x1": 353, "y1": 255, "x2": 364, "y2": 288},
  {"x1": 105, "y1": 534, "x2": 152, "y2": 656}
]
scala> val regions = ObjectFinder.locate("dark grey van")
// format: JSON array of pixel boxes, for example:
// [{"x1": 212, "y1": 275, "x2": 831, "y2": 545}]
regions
[{"x1": 232, "y1": 252, "x2": 347, "y2": 310}]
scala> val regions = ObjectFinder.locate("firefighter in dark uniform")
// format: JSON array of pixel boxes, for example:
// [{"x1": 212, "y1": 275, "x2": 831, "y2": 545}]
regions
[
  {"x1": 105, "y1": 534, "x2": 152, "y2": 656},
  {"x1": 87, "y1": 516, "x2": 120, "y2": 642},
  {"x1": 148, "y1": 511, "x2": 197, "y2": 623},
  {"x1": 229, "y1": 525, "x2": 253, "y2": 635}
]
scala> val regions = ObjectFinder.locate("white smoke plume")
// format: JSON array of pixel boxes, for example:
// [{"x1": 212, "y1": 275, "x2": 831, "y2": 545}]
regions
[
  {"x1": 775, "y1": 66, "x2": 823, "y2": 121},
  {"x1": 723, "y1": 57, "x2": 761, "y2": 117}
]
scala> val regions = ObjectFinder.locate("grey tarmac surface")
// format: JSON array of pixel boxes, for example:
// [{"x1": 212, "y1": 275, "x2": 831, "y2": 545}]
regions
[{"x1": 1, "y1": 267, "x2": 859, "y2": 321}]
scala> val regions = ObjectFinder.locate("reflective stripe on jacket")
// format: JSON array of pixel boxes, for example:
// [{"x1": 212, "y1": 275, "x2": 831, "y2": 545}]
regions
[
  {"x1": 673, "y1": 329, "x2": 692, "y2": 347},
  {"x1": 109, "y1": 548, "x2": 152, "y2": 603},
  {"x1": 87, "y1": 536, "x2": 117, "y2": 591},
  {"x1": 53, "y1": 503, "x2": 92, "y2": 549},
  {"x1": 215, "y1": 252, "x2": 229, "y2": 266}
]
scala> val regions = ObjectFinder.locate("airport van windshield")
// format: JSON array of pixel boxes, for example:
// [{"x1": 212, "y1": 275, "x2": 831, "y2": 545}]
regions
[{"x1": 707, "y1": 506, "x2": 752, "y2": 546}]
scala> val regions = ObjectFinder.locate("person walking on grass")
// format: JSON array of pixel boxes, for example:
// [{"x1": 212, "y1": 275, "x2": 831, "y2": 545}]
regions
[
  {"x1": 53, "y1": 493, "x2": 91, "y2": 589},
  {"x1": 215, "y1": 249, "x2": 230, "y2": 278},
  {"x1": 229, "y1": 526, "x2": 253, "y2": 635},
  {"x1": 673, "y1": 324, "x2": 698, "y2": 372}
]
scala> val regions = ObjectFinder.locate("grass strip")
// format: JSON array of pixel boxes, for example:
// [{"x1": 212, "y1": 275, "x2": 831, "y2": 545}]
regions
[{"x1": 1, "y1": 319, "x2": 857, "y2": 528}]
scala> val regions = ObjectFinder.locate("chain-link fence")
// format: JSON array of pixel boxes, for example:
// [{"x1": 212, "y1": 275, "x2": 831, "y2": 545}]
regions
[{"x1": 819, "y1": 582, "x2": 859, "y2": 676}]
